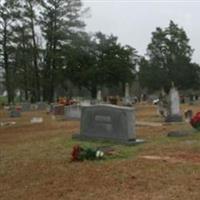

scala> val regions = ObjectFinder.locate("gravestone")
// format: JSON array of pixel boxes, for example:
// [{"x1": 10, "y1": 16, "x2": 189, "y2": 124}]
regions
[
  {"x1": 9, "y1": 107, "x2": 21, "y2": 118},
  {"x1": 64, "y1": 105, "x2": 81, "y2": 120},
  {"x1": 21, "y1": 102, "x2": 31, "y2": 112},
  {"x1": 184, "y1": 109, "x2": 193, "y2": 123},
  {"x1": 157, "y1": 89, "x2": 168, "y2": 117},
  {"x1": 123, "y1": 83, "x2": 132, "y2": 106},
  {"x1": 53, "y1": 104, "x2": 64, "y2": 115},
  {"x1": 108, "y1": 96, "x2": 118, "y2": 105},
  {"x1": 73, "y1": 104, "x2": 144, "y2": 145},
  {"x1": 165, "y1": 87, "x2": 182, "y2": 122},
  {"x1": 49, "y1": 103, "x2": 55, "y2": 113},
  {"x1": 96, "y1": 89, "x2": 102, "y2": 103},
  {"x1": 80, "y1": 100, "x2": 91, "y2": 106},
  {"x1": 37, "y1": 102, "x2": 48, "y2": 111}
]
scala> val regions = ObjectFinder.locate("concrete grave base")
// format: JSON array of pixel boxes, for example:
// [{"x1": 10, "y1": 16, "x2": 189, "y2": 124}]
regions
[
  {"x1": 72, "y1": 133, "x2": 145, "y2": 145},
  {"x1": 165, "y1": 114, "x2": 183, "y2": 122}
]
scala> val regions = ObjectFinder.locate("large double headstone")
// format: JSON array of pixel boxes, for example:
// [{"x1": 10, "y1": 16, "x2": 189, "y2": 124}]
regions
[{"x1": 73, "y1": 104, "x2": 143, "y2": 144}]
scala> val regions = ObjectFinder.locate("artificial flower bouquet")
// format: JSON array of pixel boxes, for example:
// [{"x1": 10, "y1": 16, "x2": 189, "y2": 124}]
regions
[{"x1": 71, "y1": 145, "x2": 104, "y2": 162}]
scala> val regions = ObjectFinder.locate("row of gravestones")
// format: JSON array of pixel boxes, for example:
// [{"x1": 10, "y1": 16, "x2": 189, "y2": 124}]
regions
[
  {"x1": 21, "y1": 102, "x2": 48, "y2": 112},
  {"x1": 9, "y1": 85, "x2": 183, "y2": 144},
  {"x1": 73, "y1": 86, "x2": 185, "y2": 144},
  {"x1": 50, "y1": 85, "x2": 184, "y2": 144},
  {"x1": 9, "y1": 102, "x2": 48, "y2": 117}
]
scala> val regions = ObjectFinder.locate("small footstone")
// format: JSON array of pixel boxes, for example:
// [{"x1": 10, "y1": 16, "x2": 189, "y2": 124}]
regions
[{"x1": 167, "y1": 131, "x2": 191, "y2": 137}]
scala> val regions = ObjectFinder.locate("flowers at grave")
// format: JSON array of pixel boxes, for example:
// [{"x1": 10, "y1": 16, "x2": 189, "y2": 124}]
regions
[
  {"x1": 190, "y1": 112, "x2": 200, "y2": 131},
  {"x1": 71, "y1": 145, "x2": 104, "y2": 162}
]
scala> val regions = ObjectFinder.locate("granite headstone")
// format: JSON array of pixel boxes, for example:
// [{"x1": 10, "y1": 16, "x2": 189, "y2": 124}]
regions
[{"x1": 73, "y1": 104, "x2": 144, "y2": 145}]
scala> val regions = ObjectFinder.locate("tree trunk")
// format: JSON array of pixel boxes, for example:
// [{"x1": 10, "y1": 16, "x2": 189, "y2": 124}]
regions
[
  {"x1": 29, "y1": 1, "x2": 40, "y2": 102},
  {"x1": 3, "y1": 23, "x2": 13, "y2": 104},
  {"x1": 91, "y1": 86, "x2": 97, "y2": 99},
  {"x1": 22, "y1": 29, "x2": 29, "y2": 101}
]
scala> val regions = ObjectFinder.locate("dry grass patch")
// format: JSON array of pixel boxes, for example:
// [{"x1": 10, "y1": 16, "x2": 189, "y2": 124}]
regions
[{"x1": 1, "y1": 103, "x2": 200, "y2": 200}]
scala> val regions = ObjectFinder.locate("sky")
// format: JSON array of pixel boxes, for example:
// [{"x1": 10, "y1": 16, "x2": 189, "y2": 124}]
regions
[{"x1": 82, "y1": 0, "x2": 200, "y2": 63}]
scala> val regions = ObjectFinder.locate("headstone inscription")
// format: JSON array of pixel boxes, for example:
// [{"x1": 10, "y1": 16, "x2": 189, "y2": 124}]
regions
[{"x1": 73, "y1": 104, "x2": 144, "y2": 145}]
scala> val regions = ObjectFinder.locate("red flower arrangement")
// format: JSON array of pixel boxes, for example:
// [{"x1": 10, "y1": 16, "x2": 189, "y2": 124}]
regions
[
  {"x1": 71, "y1": 145, "x2": 104, "y2": 162},
  {"x1": 190, "y1": 112, "x2": 200, "y2": 131},
  {"x1": 71, "y1": 145, "x2": 84, "y2": 161}
]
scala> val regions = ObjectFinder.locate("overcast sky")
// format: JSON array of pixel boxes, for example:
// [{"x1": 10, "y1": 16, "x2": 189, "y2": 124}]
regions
[{"x1": 82, "y1": 0, "x2": 200, "y2": 63}]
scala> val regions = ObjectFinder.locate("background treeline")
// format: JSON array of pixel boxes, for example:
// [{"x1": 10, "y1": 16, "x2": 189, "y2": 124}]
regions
[{"x1": 0, "y1": 0, "x2": 199, "y2": 103}]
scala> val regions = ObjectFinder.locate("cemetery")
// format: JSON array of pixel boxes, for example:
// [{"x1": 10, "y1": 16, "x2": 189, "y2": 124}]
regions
[
  {"x1": 1, "y1": 0, "x2": 200, "y2": 200},
  {"x1": 1, "y1": 93, "x2": 200, "y2": 199}
]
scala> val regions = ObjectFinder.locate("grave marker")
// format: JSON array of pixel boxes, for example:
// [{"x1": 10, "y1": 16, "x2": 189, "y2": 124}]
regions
[
  {"x1": 73, "y1": 104, "x2": 144, "y2": 145},
  {"x1": 64, "y1": 105, "x2": 81, "y2": 120},
  {"x1": 165, "y1": 86, "x2": 182, "y2": 122},
  {"x1": 21, "y1": 102, "x2": 31, "y2": 112}
]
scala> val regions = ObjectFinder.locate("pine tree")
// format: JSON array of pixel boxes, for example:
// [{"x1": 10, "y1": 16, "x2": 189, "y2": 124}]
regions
[
  {"x1": 0, "y1": 0, "x2": 19, "y2": 103},
  {"x1": 40, "y1": 0, "x2": 85, "y2": 102}
]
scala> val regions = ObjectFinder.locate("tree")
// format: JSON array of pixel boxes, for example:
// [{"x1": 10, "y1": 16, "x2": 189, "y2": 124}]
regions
[
  {"x1": 21, "y1": 0, "x2": 41, "y2": 102},
  {"x1": 64, "y1": 32, "x2": 138, "y2": 98},
  {"x1": 139, "y1": 20, "x2": 199, "y2": 92},
  {"x1": 40, "y1": 0, "x2": 85, "y2": 102},
  {"x1": 0, "y1": 0, "x2": 19, "y2": 103},
  {"x1": 13, "y1": 24, "x2": 33, "y2": 101},
  {"x1": 94, "y1": 32, "x2": 137, "y2": 96}
]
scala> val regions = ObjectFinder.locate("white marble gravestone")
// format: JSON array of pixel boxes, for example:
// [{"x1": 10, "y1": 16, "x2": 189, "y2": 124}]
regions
[
  {"x1": 37, "y1": 102, "x2": 48, "y2": 110},
  {"x1": 165, "y1": 87, "x2": 182, "y2": 122},
  {"x1": 96, "y1": 89, "x2": 102, "y2": 103},
  {"x1": 123, "y1": 83, "x2": 132, "y2": 106},
  {"x1": 73, "y1": 104, "x2": 144, "y2": 145}
]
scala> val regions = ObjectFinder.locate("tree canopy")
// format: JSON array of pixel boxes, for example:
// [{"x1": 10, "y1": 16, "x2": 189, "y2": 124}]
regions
[
  {"x1": 0, "y1": 0, "x2": 138, "y2": 103},
  {"x1": 0, "y1": 2, "x2": 200, "y2": 104},
  {"x1": 139, "y1": 20, "x2": 200, "y2": 92}
]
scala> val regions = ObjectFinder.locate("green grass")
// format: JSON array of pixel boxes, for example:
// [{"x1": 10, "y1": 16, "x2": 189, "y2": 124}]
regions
[
  {"x1": 0, "y1": 96, "x2": 7, "y2": 104},
  {"x1": 65, "y1": 137, "x2": 145, "y2": 161},
  {"x1": 0, "y1": 96, "x2": 22, "y2": 105}
]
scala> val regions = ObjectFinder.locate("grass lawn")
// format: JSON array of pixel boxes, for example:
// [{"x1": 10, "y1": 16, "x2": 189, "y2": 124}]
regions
[{"x1": 1, "y1": 103, "x2": 200, "y2": 200}]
